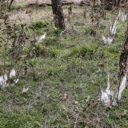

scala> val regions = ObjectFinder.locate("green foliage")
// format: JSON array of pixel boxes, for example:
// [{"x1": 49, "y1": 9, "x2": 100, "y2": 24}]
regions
[
  {"x1": 0, "y1": 0, "x2": 7, "y2": 16},
  {"x1": 52, "y1": 28, "x2": 62, "y2": 36},
  {"x1": 44, "y1": 37, "x2": 59, "y2": 46},
  {"x1": 0, "y1": 109, "x2": 42, "y2": 128},
  {"x1": 33, "y1": 21, "x2": 47, "y2": 29},
  {"x1": 48, "y1": 47, "x2": 59, "y2": 58},
  {"x1": 71, "y1": 44, "x2": 97, "y2": 59},
  {"x1": 34, "y1": 43, "x2": 46, "y2": 57}
]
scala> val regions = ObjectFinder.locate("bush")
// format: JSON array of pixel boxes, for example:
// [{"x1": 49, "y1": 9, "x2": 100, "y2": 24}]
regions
[
  {"x1": 34, "y1": 43, "x2": 46, "y2": 57},
  {"x1": 33, "y1": 21, "x2": 47, "y2": 29},
  {"x1": 44, "y1": 37, "x2": 59, "y2": 46},
  {"x1": 71, "y1": 44, "x2": 97, "y2": 58}
]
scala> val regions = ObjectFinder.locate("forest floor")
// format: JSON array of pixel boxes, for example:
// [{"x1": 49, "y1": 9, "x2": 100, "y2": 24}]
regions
[{"x1": 0, "y1": 1, "x2": 128, "y2": 128}]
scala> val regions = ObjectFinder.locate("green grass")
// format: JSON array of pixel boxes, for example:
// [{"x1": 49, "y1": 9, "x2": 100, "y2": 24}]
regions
[{"x1": 0, "y1": 6, "x2": 128, "y2": 128}]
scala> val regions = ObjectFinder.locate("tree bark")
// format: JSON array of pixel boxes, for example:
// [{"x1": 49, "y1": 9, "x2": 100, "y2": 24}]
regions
[
  {"x1": 51, "y1": 0, "x2": 65, "y2": 30},
  {"x1": 118, "y1": 27, "x2": 128, "y2": 83},
  {"x1": 116, "y1": 27, "x2": 128, "y2": 102}
]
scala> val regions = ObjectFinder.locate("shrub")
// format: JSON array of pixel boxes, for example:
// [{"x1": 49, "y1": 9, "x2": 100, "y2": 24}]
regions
[{"x1": 33, "y1": 21, "x2": 47, "y2": 29}]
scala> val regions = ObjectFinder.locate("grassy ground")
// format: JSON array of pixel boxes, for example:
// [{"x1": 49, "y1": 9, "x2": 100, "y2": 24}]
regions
[{"x1": 0, "y1": 2, "x2": 128, "y2": 128}]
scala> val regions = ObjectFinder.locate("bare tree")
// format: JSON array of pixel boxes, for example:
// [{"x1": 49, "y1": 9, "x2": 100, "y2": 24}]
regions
[{"x1": 51, "y1": 0, "x2": 65, "y2": 29}]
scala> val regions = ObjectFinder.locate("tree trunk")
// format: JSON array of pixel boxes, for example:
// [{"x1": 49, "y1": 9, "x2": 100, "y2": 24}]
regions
[
  {"x1": 51, "y1": 0, "x2": 65, "y2": 30},
  {"x1": 118, "y1": 28, "x2": 128, "y2": 80},
  {"x1": 116, "y1": 27, "x2": 128, "y2": 102}
]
